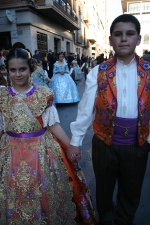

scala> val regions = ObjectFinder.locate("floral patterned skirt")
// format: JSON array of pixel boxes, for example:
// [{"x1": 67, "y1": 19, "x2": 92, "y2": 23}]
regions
[{"x1": 0, "y1": 131, "x2": 97, "y2": 225}]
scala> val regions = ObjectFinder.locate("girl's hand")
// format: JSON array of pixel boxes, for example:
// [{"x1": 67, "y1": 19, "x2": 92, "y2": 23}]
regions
[{"x1": 67, "y1": 145, "x2": 82, "y2": 162}]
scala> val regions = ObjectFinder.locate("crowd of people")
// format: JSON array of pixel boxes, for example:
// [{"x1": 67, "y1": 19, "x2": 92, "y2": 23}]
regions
[
  {"x1": 1, "y1": 13, "x2": 150, "y2": 225},
  {"x1": 0, "y1": 48, "x2": 93, "y2": 104}
]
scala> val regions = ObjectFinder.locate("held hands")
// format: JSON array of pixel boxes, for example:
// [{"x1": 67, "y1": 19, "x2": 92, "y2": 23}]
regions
[
  {"x1": 66, "y1": 144, "x2": 82, "y2": 162},
  {"x1": 60, "y1": 71, "x2": 65, "y2": 75}
]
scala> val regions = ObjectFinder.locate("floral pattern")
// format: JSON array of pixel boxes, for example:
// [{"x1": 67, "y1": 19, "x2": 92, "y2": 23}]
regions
[
  {"x1": 98, "y1": 78, "x2": 108, "y2": 90},
  {"x1": 141, "y1": 63, "x2": 150, "y2": 70},
  {"x1": 93, "y1": 55, "x2": 150, "y2": 146},
  {"x1": 0, "y1": 87, "x2": 98, "y2": 225},
  {"x1": 141, "y1": 109, "x2": 150, "y2": 125},
  {"x1": 99, "y1": 109, "x2": 110, "y2": 125},
  {"x1": 139, "y1": 71, "x2": 145, "y2": 77},
  {"x1": 145, "y1": 78, "x2": 150, "y2": 90},
  {"x1": 108, "y1": 72, "x2": 115, "y2": 78},
  {"x1": 99, "y1": 63, "x2": 108, "y2": 71},
  {"x1": 139, "y1": 98, "x2": 145, "y2": 111}
]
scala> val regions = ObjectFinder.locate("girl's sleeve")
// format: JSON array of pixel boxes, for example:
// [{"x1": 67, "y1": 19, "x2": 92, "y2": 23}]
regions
[
  {"x1": 42, "y1": 105, "x2": 60, "y2": 127},
  {"x1": 38, "y1": 87, "x2": 60, "y2": 127}
]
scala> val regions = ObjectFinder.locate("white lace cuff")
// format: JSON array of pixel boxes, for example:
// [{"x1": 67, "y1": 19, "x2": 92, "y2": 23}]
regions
[{"x1": 42, "y1": 105, "x2": 60, "y2": 127}]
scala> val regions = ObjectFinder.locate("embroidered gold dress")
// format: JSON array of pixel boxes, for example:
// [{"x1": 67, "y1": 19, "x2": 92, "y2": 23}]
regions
[{"x1": 0, "y1": 86, "x2": 97, "y2": 225}]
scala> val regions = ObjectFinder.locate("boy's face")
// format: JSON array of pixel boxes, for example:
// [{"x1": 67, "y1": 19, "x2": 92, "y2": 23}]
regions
[
  {"x1": 0, "y1": 67, "x2": 7, "y2": 76},
  {"x1": 109, "y1": 22, "x2": 141, "y2": 60}
]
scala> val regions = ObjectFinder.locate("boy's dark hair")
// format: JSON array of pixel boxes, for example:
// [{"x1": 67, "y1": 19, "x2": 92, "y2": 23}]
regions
[
  {"x1": 6, "y1": 48, "x2": 33, "y2": 72},
  {"x1": 110, "y1": 14, "x2": 141, "y2": 35}
]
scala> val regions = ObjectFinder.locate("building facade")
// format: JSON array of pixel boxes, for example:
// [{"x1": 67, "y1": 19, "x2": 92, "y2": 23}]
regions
[
  {"x1": 122, "y1": 0, "x2": 150, "y2": 56},
  {"x1": 0, "y1": 0, "x2": 79, "y2": 55},
  {"x1": 0, "y1": 0, "x2": 122, "y2": 57}
]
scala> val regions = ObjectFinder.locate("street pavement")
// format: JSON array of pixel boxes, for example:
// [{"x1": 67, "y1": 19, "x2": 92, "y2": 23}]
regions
[{"x1": 56, "y1": 78, "x2": 150, "y2": 225}]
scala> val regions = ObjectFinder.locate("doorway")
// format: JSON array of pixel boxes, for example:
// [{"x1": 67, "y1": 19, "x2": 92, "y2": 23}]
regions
[
  {"x1": 66, "y1": 41, "x2": 70, "y2": 54},
  {"x1": 0, "y1": 32, "x2": 12, "y2": 49},
  {"x1": 54, "y1": 37, "x2": 61, "y2": 53}
]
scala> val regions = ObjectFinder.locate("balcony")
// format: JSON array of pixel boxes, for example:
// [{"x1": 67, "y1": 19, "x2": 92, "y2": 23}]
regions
[
  {"x1": 87, "y1": 25, "x2": 97, "y2": 43},
  {"x1": 37, "y1": 0, "x2": 79, "y2": 30}
]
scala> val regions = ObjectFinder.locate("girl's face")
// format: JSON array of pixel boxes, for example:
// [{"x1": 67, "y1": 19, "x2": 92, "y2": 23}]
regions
[
  {"x1": 59, "y1": 54, "x2": 64, "y2": 62},
  {"x1": 8, "y1": 58, "x2": 31, "y2": 89}
]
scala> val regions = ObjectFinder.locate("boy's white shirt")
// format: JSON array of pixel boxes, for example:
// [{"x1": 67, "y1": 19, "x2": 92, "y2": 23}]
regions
[{"x1": 70, "y1": 57, "x2": 150, "y2": 146}]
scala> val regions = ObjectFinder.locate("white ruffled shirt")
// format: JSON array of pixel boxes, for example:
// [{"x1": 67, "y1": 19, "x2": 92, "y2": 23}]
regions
[
  {"x1": 0, "y1": 86, "x2": 60, "y2": 132},
  {"x1": 70, "y1": 57, "x2": 150, "y2": 146}
]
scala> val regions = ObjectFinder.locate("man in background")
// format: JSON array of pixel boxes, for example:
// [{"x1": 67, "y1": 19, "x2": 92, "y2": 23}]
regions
[{"x1": 47, "y1": 49, "x2": 55, "y2": 79}]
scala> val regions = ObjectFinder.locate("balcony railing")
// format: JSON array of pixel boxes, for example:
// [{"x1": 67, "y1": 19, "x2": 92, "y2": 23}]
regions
[{"x1": 54, "y1": 0, "x2": 78, "y2": 22}]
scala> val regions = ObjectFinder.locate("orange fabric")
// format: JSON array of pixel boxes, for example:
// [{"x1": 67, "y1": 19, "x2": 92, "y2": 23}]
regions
[
  {"x1": 54, "y1": 137, "x2": 98, "y2": 225},
  {"x1": 36, "y1": 115, "x2": 43, "y2": 127},
  {"x1": 93, "y1": 55, "x2": 150, "y2": 146}
]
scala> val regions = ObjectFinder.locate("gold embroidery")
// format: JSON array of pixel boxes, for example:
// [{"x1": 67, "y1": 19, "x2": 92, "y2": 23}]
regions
[
  {"x1": 0, "y1": 86, "x2": 53, "y2": 133},
  {"x1": 38, "y1": 132, "x2": 76, "y2": 224},
  {"x1": 0, "y1": 87, "x2": 76, "y2": 224},
  {"x1": 0, "y1": 132, "x2": 76, "y2": 224}
]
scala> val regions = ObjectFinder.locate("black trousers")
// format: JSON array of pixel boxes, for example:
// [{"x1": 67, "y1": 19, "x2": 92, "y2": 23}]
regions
[{"x1": 92, "y1": 135, "x2": 149, "y2": 225}]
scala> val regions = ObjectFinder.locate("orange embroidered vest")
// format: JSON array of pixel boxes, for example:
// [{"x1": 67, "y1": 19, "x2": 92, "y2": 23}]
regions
[{"x1": 93, "y1": 55, "x2": 150, "y2": 146}]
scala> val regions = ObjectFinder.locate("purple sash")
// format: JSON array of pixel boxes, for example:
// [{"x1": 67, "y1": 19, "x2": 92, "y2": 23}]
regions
[
  {"x1": 6, "y1": 127, "x2": 47, "y2": 138},
  {"x1": 112, "y1": 117, "x2": 138, "y2": 145}
]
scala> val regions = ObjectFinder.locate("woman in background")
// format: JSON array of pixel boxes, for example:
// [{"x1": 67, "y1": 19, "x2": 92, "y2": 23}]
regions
[{"x1": 51, "y1": 53, "x2": 80, "y2": 103}]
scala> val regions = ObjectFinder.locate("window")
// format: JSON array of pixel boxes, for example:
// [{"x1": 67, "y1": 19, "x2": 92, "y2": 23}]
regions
[
  {"x1": 143, "y1": 34, "x2": 149, "y2": 44},
  {"x1": 142, "y1": 1, "x2": 150, "y2": 11},
  {"x1": 128, "y1": 2, "x2": 141, "y2": 12},
  {"x1": 37, "y1": 32, "x2": 48, "y2": 52},
  {"x1": 60, "y1": 0, "x2": 66, "y2": 11},
  {"x1": 67, "y1": 2, "x2": 71, "y2": 15}
]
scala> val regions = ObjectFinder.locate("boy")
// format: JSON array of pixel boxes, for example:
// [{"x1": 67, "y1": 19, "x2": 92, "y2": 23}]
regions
[
  {"x1": 0, "y1": 64, "x2": 8, "y2": 86},
  {"x1": 67, "y1": 14, "x2": 150, "y2": 225}
]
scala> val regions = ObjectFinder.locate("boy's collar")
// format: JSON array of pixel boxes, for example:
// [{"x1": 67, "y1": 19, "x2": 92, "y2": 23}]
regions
[
  {"x1": 111, "y1": 53, "x2": 140, "y2": 67},
  {"x1": 99, "y1": 54, "x2": 141, "y2": 71},
  {"x1": 116, "y1": 56, "x2": 136, "y2": 66}
]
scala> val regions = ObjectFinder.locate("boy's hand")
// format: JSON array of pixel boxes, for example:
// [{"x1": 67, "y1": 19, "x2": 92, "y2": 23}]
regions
[{"x1": 67, "y1": 144, "x2": 82, "y2": 161}]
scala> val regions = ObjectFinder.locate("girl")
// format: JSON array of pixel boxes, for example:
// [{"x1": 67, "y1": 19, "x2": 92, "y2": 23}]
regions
[
  {"x1": 72, "y1": 55, "x2": 82, "y2": 81},
  {"x1": 30, "y1": 58, "x2": 49, "y2": 87},
  {"x1": 51, "y1": 53, "x2": 80, "y2": 103},
  {"x1": 0, "y1": 48, "x2": 97, "y2": 225}
]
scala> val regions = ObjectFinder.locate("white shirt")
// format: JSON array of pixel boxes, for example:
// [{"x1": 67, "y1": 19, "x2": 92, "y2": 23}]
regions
[
  {"x1": 70, "y1": 58, "x2": 150, "y2": 146},
  {"x1": 116, "y1": 58, "x2": 138, "y2": 118}
]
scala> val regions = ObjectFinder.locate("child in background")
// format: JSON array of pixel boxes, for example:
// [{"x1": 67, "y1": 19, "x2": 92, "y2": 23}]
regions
[
  {"x1": 0, "y1": 48, "x2": 97, "y2": 225},
  {"x1": 0, "y1": 64, "x2": 9, "y2": 86},
  {"x1": 0, "y1": 72, "x2": 7, "y2": 87},
  {"x1": 69, "y1": 62, "x2": 76, "y2": 83}
]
